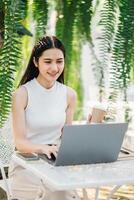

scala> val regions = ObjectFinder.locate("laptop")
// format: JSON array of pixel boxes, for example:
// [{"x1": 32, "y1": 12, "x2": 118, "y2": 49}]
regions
[{"x1": 39, "y1": 123, "x2": 128, "y2": 166}]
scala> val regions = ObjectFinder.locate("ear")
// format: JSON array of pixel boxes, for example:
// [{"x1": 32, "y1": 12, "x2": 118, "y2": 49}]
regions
[{"x1": 33, "y1": 57, "x2": 38, "y2": 67}]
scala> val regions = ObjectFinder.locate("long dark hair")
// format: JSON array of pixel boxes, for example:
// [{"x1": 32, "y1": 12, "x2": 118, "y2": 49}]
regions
[{"x1": 19, "y1": 36, "x2": 65, "y2": 86}]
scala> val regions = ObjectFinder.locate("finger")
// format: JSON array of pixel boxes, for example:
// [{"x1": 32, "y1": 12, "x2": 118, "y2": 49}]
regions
[
  {"x1": 52, "y1": 150, "x2": 57, "y2": 158},
  {"x1": 52, "y1": 145, "x2": 58, "y2": 152},
  {"x1": 88, "y1": 114, "x2": 92, "y2": 123},
  {"x1": 46, "y1": 151, "x2": 51, "y2": 159}
]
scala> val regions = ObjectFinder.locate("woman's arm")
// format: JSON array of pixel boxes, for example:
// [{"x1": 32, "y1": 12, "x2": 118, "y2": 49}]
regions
[
  {"x1": 65, "y1": 87, "x2": 77, "y2": 125},
  {"x1": 12, "y1": 87, "x2": 58, "y2": 158},
  {"x1": 12, "y1": 87, "x2": 39, "y2": 153}
]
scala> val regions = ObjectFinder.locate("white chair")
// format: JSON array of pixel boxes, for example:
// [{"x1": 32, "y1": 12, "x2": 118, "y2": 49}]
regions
[{"x1": 0, "y1": 115, "x2": 17, "y2": 200}]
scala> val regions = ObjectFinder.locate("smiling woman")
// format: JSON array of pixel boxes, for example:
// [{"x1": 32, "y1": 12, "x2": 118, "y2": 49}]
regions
[
  {"x1": 33, "y1": 48, "x2": 65, "y2": 89},
  {"x1": 9, "y1": 36, "x2": 80, "y2": 200},
  {"x1": 19, "y1": 36, "x2": 65, "y2": 86}
]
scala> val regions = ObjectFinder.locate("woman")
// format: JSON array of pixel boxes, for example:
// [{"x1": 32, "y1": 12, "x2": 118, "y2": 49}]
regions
[{"x1": 9, "y1": 36, "x2": 80, "y2": 200}]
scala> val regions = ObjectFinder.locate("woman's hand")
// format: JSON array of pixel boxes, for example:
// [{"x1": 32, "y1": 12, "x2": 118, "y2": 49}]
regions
[
  {"x1": 87, "y1": 112, "x2": 105, "y2": 123},
  {"x1": 87, "y1": 113, "x2": 92, "y2": 123},
  {"x1": 40, "y1": 144, "x2": 58, "y2": 159}
]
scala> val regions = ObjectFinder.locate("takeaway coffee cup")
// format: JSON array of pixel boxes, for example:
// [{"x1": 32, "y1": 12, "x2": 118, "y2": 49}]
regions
[{"x1": 90, "y1": 104, "x2": 107, "y2": 123}]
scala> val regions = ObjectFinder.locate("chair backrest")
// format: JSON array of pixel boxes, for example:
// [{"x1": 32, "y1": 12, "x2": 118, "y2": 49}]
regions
[
  {"x1": 0, "y1": 113, "x2": 14, "y2": 166},
  {"x1": 0, "y1": 114, "x2": 15, "y2": 200}
]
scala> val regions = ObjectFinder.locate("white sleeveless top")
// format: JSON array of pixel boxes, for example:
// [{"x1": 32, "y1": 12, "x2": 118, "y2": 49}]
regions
[{"x1": 23, "y1": 78, "x2": 67, "y2": 145}]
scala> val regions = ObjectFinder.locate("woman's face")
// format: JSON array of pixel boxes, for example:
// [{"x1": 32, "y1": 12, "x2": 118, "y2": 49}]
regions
[{"x1": 35, "y1": 48, "x2": 64, "y2": 84}]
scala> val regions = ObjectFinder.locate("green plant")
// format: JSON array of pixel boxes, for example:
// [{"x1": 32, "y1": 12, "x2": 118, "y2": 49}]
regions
[
  {"x1": 0, "y1": 0, "x2": 31, "y2": 127},
  {"x1": 0, "y1": 2, "x2": 4, "y2": 49},
  {"x1": 56, "y1": 0, "x2": 78, "y2": 83},
  {"x1": 33, "y1": 0, "x2": 49, "y2": 40},
  {"x1": 56, "y1": 0, "x2": 93, "y2": 119},
  {"x1": 91, "y1": 0, "x2": 134, "y2": 122},
  {"x1": 98, "y1": 0, "x2": 118, "y2": 100},
  {"x1": 2, "y1": 0, "x2": 134, "y2": 125},
  {"x1": 14, "y1": 0, "x2": 49, "y2": 88},
  {"x1": 111, "y1": 0, "x2": 134, "y2": 100}
]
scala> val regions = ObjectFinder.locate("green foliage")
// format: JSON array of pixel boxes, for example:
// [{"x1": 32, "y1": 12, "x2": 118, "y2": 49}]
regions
[
  {"x1": 56, "y1": 0, "x2": 82, "y2": 119},
  {"x1": 0, "y1": 0, "x2": 28, "y2": 127},
  {"x1": 56, "y1": 0, "x2": 78, "y2": 83},
  {"x1": 110, "y1": 0, "x2": 134, "y2": 100},
  {"x1": 0, "y1": 2, "x2": 4, "y2": 48},
  {"x1": 75, "y1": 0, "x2": 92, "y2": 41},
  {"x1": 99, "y1": 0, "x2": 118, "y2": 71},
  {"x1": 93, "y1": 0, "x2": 134, "y2": 106},
  {"x1": 94, "y1": 0, "x2": 118, "y2": 100},
  {"x1": 1, "y1": 0, "x2": 134, "y2": 125},
  {"x1": 130, "y1": 47, "x2": 134, "y2": 83},
  {"x1": 56, "y1": 0, "x2": 93, "y2": 119},
  {"x1": 33, "y1": 0, "x2": 49, "y2": 40},
  {"x1": 92, "y1": 0, "x2": 134, "y2": 122},
  {"x1": 56, "y1": 0, "x2": 93, "y2": 81},
  {"x1": 68, "y1": 26, "x2": 84, "y2": 120},
  {"x1": 0, "y1": 0, "x2": 94, "y2": 124}
]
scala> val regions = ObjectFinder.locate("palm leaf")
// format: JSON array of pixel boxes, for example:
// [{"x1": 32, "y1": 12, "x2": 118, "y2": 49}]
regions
[
  {"x1": 76, "y1": 0, "x2": 92, "y2": 41},
  {"x1": 0, "y1": 0, "x2": 28, "y2": 127},
  {"x1": 93, "y1": 0, "x2": 118, "y2": 100},
  {"x1": 33, "y1": 0, "x2": 49, "y2": 40},
  {"x1": 110, "y1": 0, "x2": 134, "y2": 102},
  {"x1": 0, "y1": 2, "x2": 4, "y2": 49},
  {"x1": 130, "y1": 47, "x2": 134, "y2": 83},
  {"x1": 56, "y1": 0, "x2": 78, "y2": 83},
  {"x1": 55, "y1": 0, "x2": 83, "y2": 119},
  {"x1": 99, "y1": 0, "x2": 118, "y2": 66},
  {"x1": 56, "y1": 0, "x2": 93, "y2": 119},
  {"x1": 16, "y1": 24, "x2": 33, "y2": 36}
]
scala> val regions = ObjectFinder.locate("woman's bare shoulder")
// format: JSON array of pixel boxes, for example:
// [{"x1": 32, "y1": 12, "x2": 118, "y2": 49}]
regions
[
  {"x1": 66, "y1": 86, "x2": 77, "y2": 103},
  {"x1": 12, "y1": 86, "x2": 28, "y2": 109}
]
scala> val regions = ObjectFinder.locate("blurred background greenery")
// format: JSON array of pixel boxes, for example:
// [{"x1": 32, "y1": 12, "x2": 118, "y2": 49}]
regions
[{"x1": 0, "y1": 0, "x2": 134, "y2": 127}]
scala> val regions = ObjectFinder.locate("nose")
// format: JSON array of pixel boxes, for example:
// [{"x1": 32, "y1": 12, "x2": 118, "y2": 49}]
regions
[{"x1": 51, "y1": 63, "x2": 58, "y2": 73}]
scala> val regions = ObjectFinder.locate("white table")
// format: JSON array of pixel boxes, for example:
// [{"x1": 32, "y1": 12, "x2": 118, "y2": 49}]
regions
[{"x1": 12, "y1": 154, "x2": 134, "y2": 200}]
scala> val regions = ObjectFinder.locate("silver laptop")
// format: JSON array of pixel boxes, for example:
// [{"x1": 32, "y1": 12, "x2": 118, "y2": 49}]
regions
[{"x1": 39, "y1": 123, "x2": 128, "y2": 166}]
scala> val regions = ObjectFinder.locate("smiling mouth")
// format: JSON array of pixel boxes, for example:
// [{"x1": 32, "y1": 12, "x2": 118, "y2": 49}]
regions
[{"x1": 47, "y1": 72, "x2": 58, "y2": 76}]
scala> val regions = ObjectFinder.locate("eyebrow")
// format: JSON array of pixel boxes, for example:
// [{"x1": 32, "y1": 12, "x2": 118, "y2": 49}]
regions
[{"x1": 43, "y1": 58, "x2": 64, "y2": 60}]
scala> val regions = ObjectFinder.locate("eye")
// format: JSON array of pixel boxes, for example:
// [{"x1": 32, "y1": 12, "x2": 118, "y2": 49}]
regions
[
  {"x1": 57, "y1": 61, "x2": 63, "y2": 63},
  {"x1": 45, "y1": 61, "x2": 51, "y2": 64}
]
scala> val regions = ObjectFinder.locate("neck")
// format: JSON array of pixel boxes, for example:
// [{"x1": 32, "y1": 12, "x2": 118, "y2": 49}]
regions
[{"x1": 36, "y1": 76, "x2": 55, "y2": 89}]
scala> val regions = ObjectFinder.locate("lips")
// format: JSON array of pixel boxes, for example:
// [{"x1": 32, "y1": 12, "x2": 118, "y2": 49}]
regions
[{"x1": 47, "y1": 72, "x2": 58, "y2": 76}]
